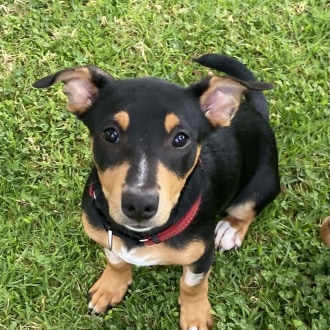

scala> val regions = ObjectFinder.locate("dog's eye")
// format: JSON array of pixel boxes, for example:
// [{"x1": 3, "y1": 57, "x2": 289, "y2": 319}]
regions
[
  {"x1": 172, "y1": 132, "x2": 189, "y2": 148},
  {"x1": 103, "y1": 127, "x2": 119, "y2": 143}
]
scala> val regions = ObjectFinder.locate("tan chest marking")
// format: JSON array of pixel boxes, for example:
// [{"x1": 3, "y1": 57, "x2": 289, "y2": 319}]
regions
[{"x1": 111, "y1": 239, "x2": 205, "y2": 266}]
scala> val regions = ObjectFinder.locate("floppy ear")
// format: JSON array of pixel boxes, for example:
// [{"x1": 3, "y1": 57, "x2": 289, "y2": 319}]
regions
[
  {"x1": 190, "y1": 76, "x2": 273, "y2": 127},
  {"x1": 33, "y1": 66, "x2": 113, "y2": 116}
]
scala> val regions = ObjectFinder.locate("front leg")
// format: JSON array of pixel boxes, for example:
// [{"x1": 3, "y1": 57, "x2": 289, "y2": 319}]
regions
[
  {"x1": 179, "y1": 266, "x2": 213, "y2": 330},
  {"x1": 88, "y1": 249, "x2": 133, "y2": 314},
  {"x1": 215, "y1": 148, "x2": 280, "y2": 251}
]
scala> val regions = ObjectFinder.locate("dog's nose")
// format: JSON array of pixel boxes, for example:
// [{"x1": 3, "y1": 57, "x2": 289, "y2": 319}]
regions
[{"x1": 122, "y1": 191, "x2": 159, "y2": 221}]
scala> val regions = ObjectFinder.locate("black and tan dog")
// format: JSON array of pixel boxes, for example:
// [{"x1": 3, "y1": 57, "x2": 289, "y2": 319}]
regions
[{"x1": 33, "y1": 54, "x2": 280, "y2": 329}]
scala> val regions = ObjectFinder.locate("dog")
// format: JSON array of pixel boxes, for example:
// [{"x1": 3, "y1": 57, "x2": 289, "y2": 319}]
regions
[{"x1": 33, "y1": 54, "x2": 280, "y2": 329}]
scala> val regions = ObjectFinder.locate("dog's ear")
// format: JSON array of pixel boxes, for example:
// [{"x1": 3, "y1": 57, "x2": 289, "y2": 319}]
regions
[
  {"x1": 190, "y1": 76, "x2": 273, "y2": 127},
  {"x1": 33, "y1": 66, "x2": 113, "y2": 116}
]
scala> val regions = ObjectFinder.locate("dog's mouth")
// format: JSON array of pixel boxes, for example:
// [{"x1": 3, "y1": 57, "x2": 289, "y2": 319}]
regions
[{"x1": 124, "y1": 224, "x2": 153, "y2": 232}]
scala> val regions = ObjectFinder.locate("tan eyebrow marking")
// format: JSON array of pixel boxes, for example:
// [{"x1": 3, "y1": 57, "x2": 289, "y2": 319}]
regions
[
  {"x1": 114, "y1": 110, "x2": 130, "y2": 131},
  {"x1": 164, "y1": 113, "x2": 180, "y2": 133}
]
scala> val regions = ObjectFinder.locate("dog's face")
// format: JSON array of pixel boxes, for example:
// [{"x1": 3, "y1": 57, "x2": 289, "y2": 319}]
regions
[
  {"x1": 88, "y1": 78, "x2": 206, "y2": 232},
  {"x1": 34, "y1": 66, "x2": 270, "y2": 232}
]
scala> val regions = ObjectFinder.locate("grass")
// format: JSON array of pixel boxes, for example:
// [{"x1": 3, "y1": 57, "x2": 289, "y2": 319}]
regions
[{"x1": 0, "y1": 0, "x2": 329, "y2": 329}]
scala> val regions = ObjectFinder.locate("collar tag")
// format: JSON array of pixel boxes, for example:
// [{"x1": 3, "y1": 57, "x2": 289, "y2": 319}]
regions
[
  {"x1": 139, "y1": 238, "x2": 149, "y2": 243},
  {"x1": 108, "y1": 230, "x2": 113, "y2": 251}
]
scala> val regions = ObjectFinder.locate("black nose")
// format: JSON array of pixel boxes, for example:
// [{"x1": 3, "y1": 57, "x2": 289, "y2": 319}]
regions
[{"x1": 122, "y1": 191, "x2": 159, "y2": 221}]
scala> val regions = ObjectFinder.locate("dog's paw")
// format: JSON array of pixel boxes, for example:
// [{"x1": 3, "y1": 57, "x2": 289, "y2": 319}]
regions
[
  {"x1": 214, "y1": 219, "x2": 243, "y2": 251},
  {"x1": 88, "y1": 280, "x2": 129, "y2": 315},
  {"x1": 87, "y1": 264, "x2": 132, "y2": 314},
  {"x1": 179, "y1": 301, "x2": 213, "y2": 330}
]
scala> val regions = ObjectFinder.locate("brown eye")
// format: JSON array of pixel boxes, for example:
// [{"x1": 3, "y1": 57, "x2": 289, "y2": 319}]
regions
[
  {"x1": 103, "y1": 127, "x2": 119, "y2": 143},
  {"x1": 172, "y1": 132, "x2": 189, "y2": 148}
]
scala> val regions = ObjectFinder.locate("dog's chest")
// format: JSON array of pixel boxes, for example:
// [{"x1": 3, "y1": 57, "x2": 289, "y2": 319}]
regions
[{"x1": 105, "y1": 236, "x2": 205, "y2": 267}]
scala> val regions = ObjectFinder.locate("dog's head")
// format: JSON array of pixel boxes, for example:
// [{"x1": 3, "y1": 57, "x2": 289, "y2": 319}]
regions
[{"x1": 34, "y1": 65, "x2": 271, "y2": 232}]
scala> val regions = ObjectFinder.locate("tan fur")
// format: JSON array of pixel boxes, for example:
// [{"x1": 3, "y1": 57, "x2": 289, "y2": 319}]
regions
[
  {"x1": 57, "y1": 67, "x2": 91, "y2": 82},
  {"x1": 156, "y1": 147, "x2": 201, "y2": 228},
  {"x1": 98, "y1": 163, "x2": 130, "y2": 223},
  {"x1": 156, "y1": 162, "x2": 186, "y2": 225},
  {"x1": 179, "y1": 267, "x2": 213, "y2": 329},
  {"x1": 82, "y1": 212, "x2": 108, "y2": 247},
  {"x1": 88, "y1": 261, "x2": 133, "y2": 313},
  {"x1": 114, "y1": 111, "x2": 130, "y2": 131},
  {"x1": 164, "y1": 113, "x2": 180, "y2": 133},
  {"x1": 227, "y1": 200, "x2": 256, "y2": 222},
  {"x1": 320, "y1": 216, "x2": 330, "y2": 247},
  {"x1": 225, "y1": 201, "x2": 256, "y2": 242}
]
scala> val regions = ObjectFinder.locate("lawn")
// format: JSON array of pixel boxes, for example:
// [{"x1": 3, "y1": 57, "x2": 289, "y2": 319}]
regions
[{"x1": 0, "y1": 0, "x2": 329, "y2": 329}]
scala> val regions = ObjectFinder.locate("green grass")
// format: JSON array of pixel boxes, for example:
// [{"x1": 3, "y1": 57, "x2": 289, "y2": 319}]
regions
[{"x1": 1, "y1": 0, "x2": 329, "y2": 329}]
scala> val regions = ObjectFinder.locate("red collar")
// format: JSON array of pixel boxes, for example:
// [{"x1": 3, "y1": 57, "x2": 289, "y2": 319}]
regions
[
  {"x1": 89, "y1": 183, "x2": 201, "y2": 245},
  {"x1": 141, "y1": 194, "x2": 201, "y2": 245}
]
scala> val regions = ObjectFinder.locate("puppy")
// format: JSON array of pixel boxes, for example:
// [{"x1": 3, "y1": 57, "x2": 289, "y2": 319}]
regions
[{"x1": 33, "y1": 54, "x2": 280, "y2": 329}]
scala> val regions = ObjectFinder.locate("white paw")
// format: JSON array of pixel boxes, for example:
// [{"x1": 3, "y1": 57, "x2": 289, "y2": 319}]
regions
[{"x1": 214, "y1": 220, "x2": 242, "y2": 251}]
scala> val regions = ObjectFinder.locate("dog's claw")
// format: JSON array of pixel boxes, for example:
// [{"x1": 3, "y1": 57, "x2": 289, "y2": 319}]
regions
[
  {"x1": 87, "y1": 301, "x2": 102, "y2": 316},
  {"x1": 88, "y1": 299, "x2": 113, "y2": 316}
]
